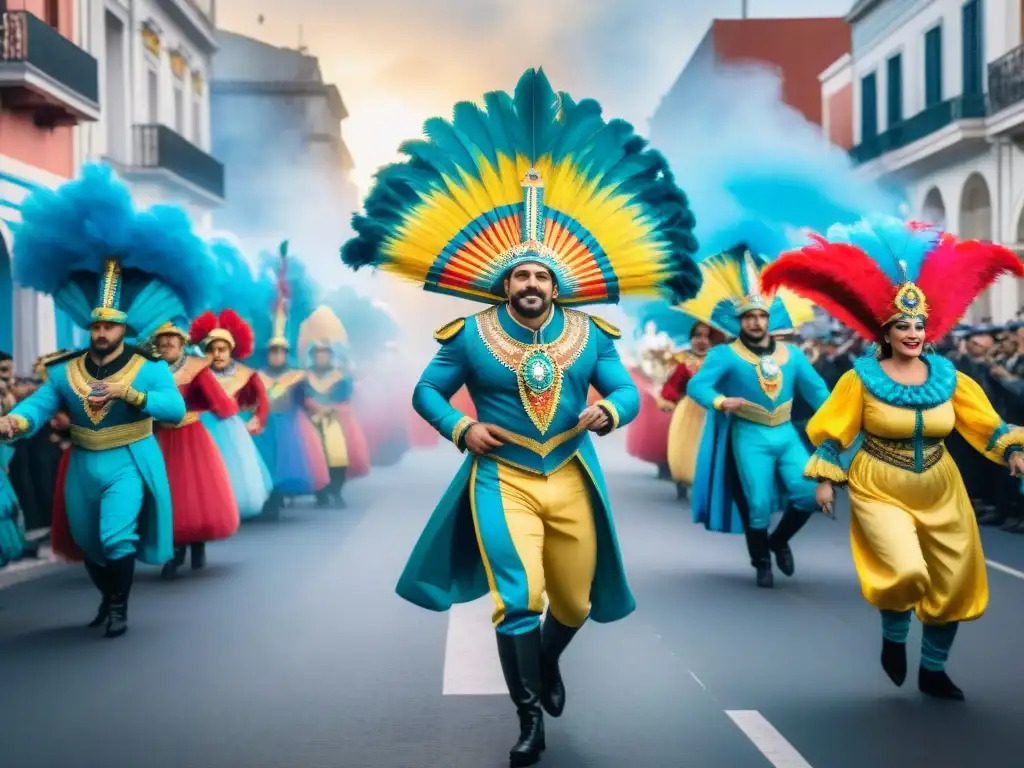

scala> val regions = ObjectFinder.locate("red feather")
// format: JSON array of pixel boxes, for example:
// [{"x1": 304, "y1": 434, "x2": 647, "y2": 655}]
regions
[
  {"x1": 188, "y1": 311, "x2": 219, "y2": 346},
  {"x1": 217, "y1": 309, "x2": 255, "y2": 360},
  {"x1": 916, "y1": 239, "x2": 1024, "y2": 340},
  {"x1": 761, "y1": 235, "x2": 896, "y2": 342}
]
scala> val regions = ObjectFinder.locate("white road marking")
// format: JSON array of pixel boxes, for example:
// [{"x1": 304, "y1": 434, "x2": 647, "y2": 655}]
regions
[
  {"x1": 442, "y1": 597, "x2": 507, "y2": 695},
  {"x1": 726, "y1": 710, "x2": 813, "y2": 768},
  {"x1": 688, "y1": 670, "x2": 706, "y2": 690},
  {"x1": 987, "y1": 559, "x2": 1024, "y2": 580}
]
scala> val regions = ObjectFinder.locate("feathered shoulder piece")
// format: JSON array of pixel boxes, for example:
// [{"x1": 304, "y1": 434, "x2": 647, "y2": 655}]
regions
[
  {"x1": 761, "y1": 215, "x2": 1024, "y2": 342},
  {"x1": 189, "y1": 309, "x2": 255, "y2": 361},
  {"x1": 341, "y1": 67, "x2": 701, "y2": 306}
]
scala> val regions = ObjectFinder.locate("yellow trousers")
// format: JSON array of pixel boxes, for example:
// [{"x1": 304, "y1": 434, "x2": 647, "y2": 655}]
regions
[
  {"x1": 470, "y1": 457, "x2": 597, "y2": 635},
  {"x1": 312, "y1": 411, "x2": 348, "y2": 468}
]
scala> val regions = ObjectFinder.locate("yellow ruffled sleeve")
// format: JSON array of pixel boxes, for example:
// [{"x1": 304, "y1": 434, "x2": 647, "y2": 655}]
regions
[
  {"x1": 952, "y1": 371, "x2": 1024, "y2": 465},
  {"x1": 803, "y1": 369, "x2": 864, "y2": 484}
]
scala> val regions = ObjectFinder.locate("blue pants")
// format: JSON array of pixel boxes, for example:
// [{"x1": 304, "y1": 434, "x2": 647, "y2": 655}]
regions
[
  {"x1": 65, "y1": 446, "x2": 144, "y2": 563},
  {"x1": 731, "y1": 419, "x2": 817, "y2": 530}
]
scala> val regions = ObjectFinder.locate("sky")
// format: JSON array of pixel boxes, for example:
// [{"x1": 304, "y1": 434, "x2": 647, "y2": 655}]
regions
[{"x1": 217, "y1": 0, "x2": 854, "y2": 195}]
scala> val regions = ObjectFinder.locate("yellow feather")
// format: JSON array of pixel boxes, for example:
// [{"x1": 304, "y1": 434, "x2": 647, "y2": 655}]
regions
[{"x1": 676, "y1": 256, "x2": 744, "y2": 328}]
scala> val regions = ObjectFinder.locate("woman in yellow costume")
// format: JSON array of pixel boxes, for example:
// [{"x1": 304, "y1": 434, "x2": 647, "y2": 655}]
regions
[{"x1": 762, "y1": 215, "x2": 1024, "y2": 701}]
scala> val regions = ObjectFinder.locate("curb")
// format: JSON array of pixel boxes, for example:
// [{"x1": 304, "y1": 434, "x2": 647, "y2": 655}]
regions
[{"x1": 0, "y1": 546, "x2": 69, "y2": 591}]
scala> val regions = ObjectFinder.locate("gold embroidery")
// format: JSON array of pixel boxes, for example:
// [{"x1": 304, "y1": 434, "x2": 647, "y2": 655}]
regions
[
  {"x1": 260, "y1": 370, "x2": 307, "y2": 401},
  {"x1": 306, "y1": 370, "x2": 344, "y2": 395},
  {"x1": 489, "y1": 423, "x2": 587, "y2": 457},
  {"x1": 733, "y1": 399, "x2": 793, "y2": 427},
  {"x1": 434, "y1": 318, "x2": 466, "y2": 343},
  {"x1": 69, "y1": 419, "x2": 153, "y2": 450},
  {"x1": 594, "y1": 399, "x2": 620, "y2": 430},
  {"x1": 476, "y1": 307, "x2": 589, "y2": 435},
  {"x1": 65, "y1": 353, "x2": 147, "y2": 426},
  {"x1": 728, "y1": 340, "x2": 788, "y2": 401},
  {"x1": 452, "y1": 416, "x2": 475, "y2": 445}
]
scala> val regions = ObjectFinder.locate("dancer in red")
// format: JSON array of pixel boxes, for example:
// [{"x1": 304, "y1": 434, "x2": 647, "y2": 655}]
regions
[{"x1": 152, "y1": 321, "x2": 240, "y2": 577}]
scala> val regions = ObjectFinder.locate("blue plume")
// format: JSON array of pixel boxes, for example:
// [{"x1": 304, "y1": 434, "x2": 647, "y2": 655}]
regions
[
  {"x1": 205, "y1": 234, "x2": 259, "y2": 315},
  {"x1": 127, "y1": 204, "x2": 212, "y2": 317},
  {"x1": 822, "y1": 214, "x2": 939, "y2": 283},
  {"x1": 696, "y1": 217, "x2": 795, "y2": 263}
]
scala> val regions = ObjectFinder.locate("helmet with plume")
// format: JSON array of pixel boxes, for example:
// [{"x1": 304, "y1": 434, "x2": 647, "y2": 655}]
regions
[
  {"x1": 251, "y1": 241, "x2": 319, "y2": 362},
  {"x1": 760, "y1": 215, "x2": 1024, "y2": 343},
  {"x1": 11, "y1": 163, "x2": 211, "y2": 340},
  {"x1": 188, "y1": 309, "x2": 255, "y2": 361},
  {"x1": 341, "y1": 68, "x2": 702, "y2": 306},
  {"x1": 676, "y1": 219, "x2": 815, "y2": 338},
  {"x1": 298, "y1": 305, "x2": 349, "y2": 365}
]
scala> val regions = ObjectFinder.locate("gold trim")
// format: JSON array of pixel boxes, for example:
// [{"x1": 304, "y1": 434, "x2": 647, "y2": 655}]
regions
[
  {"x1": 489, "y1": 423, "x2": 587, "y2": 458},
  {"x1": 992, "y1": 426, "x2": 1024, "y2": 461},
  {"x1": 452, "y1": 416, "x2": 475, "y2": 445},
  {"x1": 733, "y1": 399, "x2": 793, "y2": 427},
  {"x1": 172, "y1": 356, "x2": 208, "y2": 388},
  {"x1": 729, "y1": 340, "x2": 788, "y2": 401},
  {"x1": 594, "y1": 398, "x2": 620, "y2": 430},
  {"x1": 476, "y1": 306, "x2": 589, "y2": 435},
  {"x1": 9, "y1": 414, "x2": 29, "y2": 433},
  {"x1": 66, "y1": 353, "x2": 147, "y2": 426},
  {"x1": 434, "y1": 318, "x2": 466, "y2": 343},
  {"x1": 124, "y1": 387, "x2": 146, "y2": 409},
  {"x1": 590, "y1": 316, "x2": 621, "y2": 338},
  {"x1": 712, "y1": 395, "x2": 726, "y2": 411},
  {"x1": 260, "y1": 370, "x2": 306, "y2": 401},
  {"x1": 158, "y1": 411, "x2": 199, "y2": 429},
  {"x1": 306, "y1": 370, "x2": 344, "y2": 395},
  {"x1": 70, "y1": 419, "x2": 153, "y2": 451}
]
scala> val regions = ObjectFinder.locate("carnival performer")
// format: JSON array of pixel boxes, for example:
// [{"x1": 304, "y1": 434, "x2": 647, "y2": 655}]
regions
[
  {"x1": 297, "y1": 305, "x2": 367, "y2": 507},
  {"x1": 0, "y1": 164, "x2": 192, "y2": 638},
  {"x1": 659, "y1": 319, "x2": 724, "y2": 498},
  {"x1": 686, "y1": 240, "x2": 824, "y2": 588},
  {"x1": 190, "y1": 309, "x2": 272, "y2": 521},
  {"x1": 762, "y1": 215, "x2": 1024, "y2": 701},
  {"x1": 342, "y1": 68, "x2": 701, "y2": 767},
  {"x1": 625, "y1": 322, "x2": 675, "y2": 477},
  {"x1": 152, "y1": 319, "x2": 240, "y2": 576},
  {"x1": 0, "y1": 442, "x2": 26, "y2": 568},
  {"x1": 253, "y1": 243, "x2": 329, "y2": 516}
]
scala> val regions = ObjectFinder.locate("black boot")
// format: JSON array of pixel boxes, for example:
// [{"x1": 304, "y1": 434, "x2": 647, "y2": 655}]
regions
[
  {"x1": 881, "y1": 639, "x2": 907, "y2": 686},
  {"x1": 161, "y1": 546, "x2": 187, "y2": 579},
  {"x1": 768, "y1": 506, "x2": 811, "y2": 577},
  {"x1": 83, "y1": 561, "x2": 110, "y2": 628},
  {"x1": 918, "y1": 666, "x2": 964, "y2": 701},
  {"x1": 496, "y1": 629, "x2": 546, "y2": 767},
  {"x1": 332, "y1": 468, "x2": 347, "y2": 509},
  {"x1": 314, "y1": 488, "x2": 331, "y2": 508},
  {"x1": 190, "y1": 542, "x2": 206, "y2": 570},
  {"x1": 540, "y1": 612, "x2": 579, "y2": 718},
  {"x1": 675, "y1": 483, "x2": 687, "y2": 501},
  {"x1": 262, "y1": 491, "x2": 282, "y2": 520},
  {"x1": 657, "y1": 463, "x2": 671, "y2": 480},
  {"x1": 746, "y1": 529, "x2": 773, "y2": 588},
  {"x1": 104, "y1": 555, "x2": 135, "y2": 639}
]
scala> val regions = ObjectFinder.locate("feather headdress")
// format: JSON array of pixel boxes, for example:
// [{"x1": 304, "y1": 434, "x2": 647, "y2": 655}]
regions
[
  {"x1": 761, "y1": 215, "x2": 1024, "y2": 342},
  {"x1": 341, "y1": 68, "x2": 702, "y2": 306},
  {"x1": 11, "y1": 163, "x2": 212, "y2": 339},
  {"x1": 677, "y1": 219, "x2": 815, "y2": 338},
  {"x1": 251, "y1": 241, "x2": 319, "y2": 362},
  {"x1": 297, "y1": 305, "x2": 349, "y2": 365},
  {"x1": 205, "y1": 233, "x2": 260, "y2": 315},
  {"x1": 189, "y1": 309, "x2": 255, "y2": 361},
  {"x1": 631, "y1": 300, "x2": 698, "y2": 344}
]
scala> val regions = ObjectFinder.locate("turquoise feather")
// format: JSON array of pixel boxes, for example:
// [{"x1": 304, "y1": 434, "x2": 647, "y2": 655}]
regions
[{"x1": 823, "y1": 214, "x2": 939, "y2": 283}]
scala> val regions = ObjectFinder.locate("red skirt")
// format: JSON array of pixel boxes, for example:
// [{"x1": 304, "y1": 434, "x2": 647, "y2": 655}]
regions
[
  {"x1": 625, "y1": 368, "x2": 671, "y2": 465},
  {"x1": 51, "y1": 448, "x2": 83, "y2": 562},
  {"x1": 336, "y1": 403, "x2": 371, "y2": 479},
  {"x1": 157, "y1": 421, "x2": 240, "y2": 545}
]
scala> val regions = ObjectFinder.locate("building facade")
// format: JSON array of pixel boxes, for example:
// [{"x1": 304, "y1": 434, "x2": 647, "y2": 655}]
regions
[
  {"x1": 209, "y1": 31, "x2": 356, "y2": 266},
  {"x1": 830, "y1": 0, "x2": 1024, "y2": 322},
  {"x1": 0, "y1": 0, "x2": 99, "y2": 370},
  {"x1": 650, "y1": 17, "x2": 851, "y2": 140}
]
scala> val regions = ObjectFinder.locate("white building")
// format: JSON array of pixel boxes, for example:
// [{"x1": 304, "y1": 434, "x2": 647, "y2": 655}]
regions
[
  {"x1": 823, "y1": 0, "x2": 1024, "y2": 323},
  {"x1": 75, "y1": 0, "x2": 223, "y2": 233}
]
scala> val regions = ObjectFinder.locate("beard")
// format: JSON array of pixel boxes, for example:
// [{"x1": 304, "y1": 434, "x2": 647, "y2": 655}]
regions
[
  {"x1": 510, "y1": 289, "x2": 551, "y2": 319},
  {"x1": 90, "y1": 335, "x2": 122, "y2": 354},
  {"x1": 740, "y1": 327, "x2": 768, "y2": 345}
]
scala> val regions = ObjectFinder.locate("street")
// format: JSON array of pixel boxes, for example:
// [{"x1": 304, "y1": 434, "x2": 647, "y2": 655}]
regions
[{"x1": 2, "y1": 432, "x2": 1023, "y2": 768}]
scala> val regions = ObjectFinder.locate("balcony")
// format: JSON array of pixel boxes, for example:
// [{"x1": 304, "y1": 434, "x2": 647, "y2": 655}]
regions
[
  {"x1": 0, "y1": 11, "x2": 100, "y2": 126},
  {"x1": 849, "y1": 95, "x2": 987, "y2": 175},
  {"x1": 987, "y1": 44, "x2": 1024, "y2": 136},
  {"x1": 117, "y1": 124, "x2": 224, "y2": 202},
  {"x1": 154, "y1": 0, "x2": 217, "y2": 52}
]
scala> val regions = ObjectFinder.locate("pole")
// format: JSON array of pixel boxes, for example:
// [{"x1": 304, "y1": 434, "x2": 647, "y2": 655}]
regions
[{"x1": 741, "y1": 0, "x2": 749, "y2": 19}]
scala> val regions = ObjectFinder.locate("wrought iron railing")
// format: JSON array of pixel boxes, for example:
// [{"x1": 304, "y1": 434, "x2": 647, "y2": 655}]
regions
[
  {"x1": 850, "y1": 94, "x2": 987, "y2": 164},
  {"x1": 989, "y1": 44, "x2": 1024, "y2": 114},
  {"x1": 0, "y1": 11, "x2": 99, "y2": 103},
  {"x1": 132, "y1": 124, "x2": 225, "y2": 198}
]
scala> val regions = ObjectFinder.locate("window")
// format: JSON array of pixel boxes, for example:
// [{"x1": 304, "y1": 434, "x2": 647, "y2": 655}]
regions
[
  {"x1": 962, "y1": 0, "x2": 983, "y2": 96},
  {"x1": 147, "y1": 66, "x2": 159, "y2": 123},
  {"x1": 44, "y1": 0, "x2": 59, "y2": 28},
  {"x1": 192, "y1": 95, "x2": 202, "y2": 143},
  {"x1": 924, "y1": 25, "x2": 943, "y2": 107},
  {"x1": 861, "y1": 72, "x2": 878, "y2": 140},
  {"x1": 886, "y1": 54, "x2": 903, "y2": 125},
  {"x1": 174, "y1": 84, "x2": 184, "y2": 134}
]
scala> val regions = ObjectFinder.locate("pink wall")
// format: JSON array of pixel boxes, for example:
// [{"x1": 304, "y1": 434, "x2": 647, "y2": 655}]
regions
[
  {"x1": 826, "y1": 83, "x2": 853, "y2": 150},
  {"x1": 0, "y1": 0, "x2": 76, "y2": 179}
]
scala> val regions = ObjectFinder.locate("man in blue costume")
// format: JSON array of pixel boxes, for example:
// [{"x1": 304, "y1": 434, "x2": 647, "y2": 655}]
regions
[
  {"x1": 687, "y1": 244, "x2": 830, "y2": 589},
  {"x1": 0, "y1": 164, "x2": 208, "y2": 638},
  {"x1": 341, "y1": 69, "x2": 702, "y2": 767}
]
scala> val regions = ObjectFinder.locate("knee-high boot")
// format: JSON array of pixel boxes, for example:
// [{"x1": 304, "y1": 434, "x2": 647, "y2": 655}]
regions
[
  {"x1": 540, "y1": 612, "x2": 580, "y2": 718},
  {"x1": 745, "y1": 528, "x2": 773, "y2": 588},
  {"x1": 496, "y1": 628, "x2": 546, "y2": 767},
  {"x1": 83, "y1": 561, "x2": 110, "y2": 628},
  {"x1": 104, "y1": 555, "x2": 135, "y2": 639},
  {"x1": 768, "y1": 505, "x2": 812, "y2": 577}
]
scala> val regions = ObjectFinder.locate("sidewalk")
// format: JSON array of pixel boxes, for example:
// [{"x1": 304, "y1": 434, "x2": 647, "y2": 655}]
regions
[{"x1": 0, "y1": 528, "x2": 68, "y2": 590}]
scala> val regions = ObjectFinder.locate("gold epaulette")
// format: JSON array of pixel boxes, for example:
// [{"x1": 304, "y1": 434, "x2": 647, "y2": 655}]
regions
[
  {"x1": 590, "y1": 315, "x2": 621, "y2": 339},
  {"x1": 434, "y1": 318, "x2": 466, "y2": 343}
]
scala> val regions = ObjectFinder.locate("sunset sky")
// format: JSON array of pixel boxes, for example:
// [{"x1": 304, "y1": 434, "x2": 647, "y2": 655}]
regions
[{"x1": 217, "y1": 0, "x2": 853, "y2": 196}]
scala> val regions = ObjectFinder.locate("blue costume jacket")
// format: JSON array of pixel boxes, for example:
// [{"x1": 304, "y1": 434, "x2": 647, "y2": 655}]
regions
[
  {"x1": 686, "y1": 339, "x2": 830, "y2": 532},
  {"x1": 397, "y1": 304, "x2": 640, "y2": 623},
  {"x1": 7, "y1": 349, "x2": 184, "y2": 564}
]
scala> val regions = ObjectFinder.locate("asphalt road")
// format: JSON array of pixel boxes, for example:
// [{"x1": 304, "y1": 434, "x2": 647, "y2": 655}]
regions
[{"x1": 1, "y1": 431, "x2": 1023, "y2": 768}]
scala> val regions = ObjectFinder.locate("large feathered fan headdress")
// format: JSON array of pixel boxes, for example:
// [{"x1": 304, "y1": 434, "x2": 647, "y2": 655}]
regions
[
  {"x1": 11, "y1": 163, "x2": 211, "y2": 339},
  {"x1": 761, "y1": 215, "x2": 1024, "y2": 342},
  {"x1": 341, "y1": 68, "x2": 702, "y2": 306}
]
